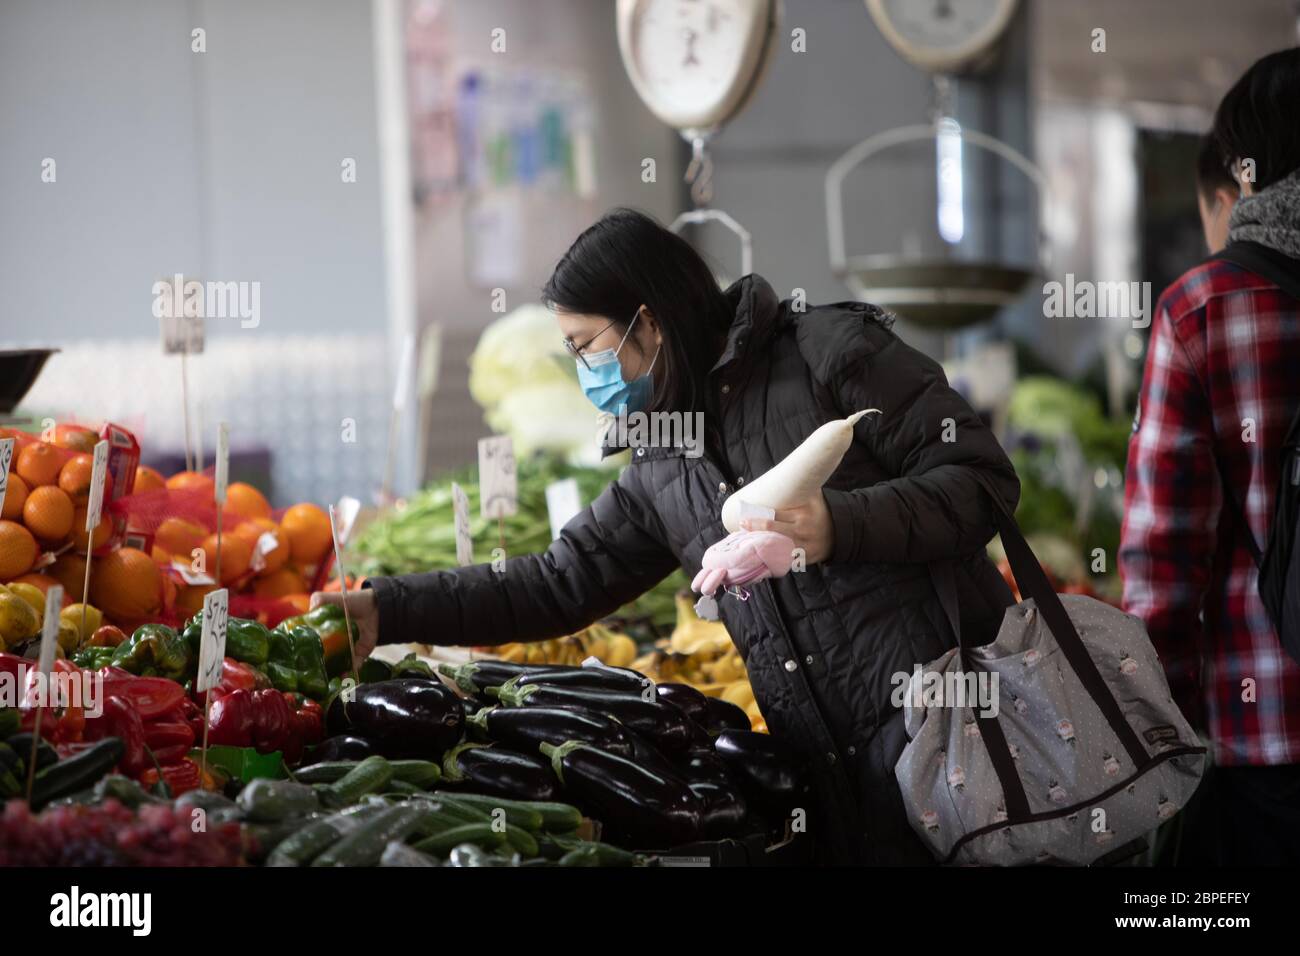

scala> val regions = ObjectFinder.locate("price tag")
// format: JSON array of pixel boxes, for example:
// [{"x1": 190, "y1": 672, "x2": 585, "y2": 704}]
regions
[
  {"x1": 333, "y1": 496, "x2": 362, "y2": 547},
  {"x1": 545, "y1": 478, "x2": 582, "y2": 541},
  {"x1": 214, "y1": 422, "x2": 229, "y2": 505},
  {"x1": 196, "y1": 589, "x2": 229, "y2": 692},
  {"x1": 160, "y1": 314, "x2": 205, "y2": 355},
  {"x1": 37, "y1": 585, "x2": 65, "y2": 684},
  {"x1": 84, "y1": 440, "x2": 110, "y2": 531},
  {"x1": 451, "y1": 482, "x2": 473, "y2": 566},
  {"x1": 477, "y1": 436, "x2": 517, "y2": 520},
  {"x1": 738, "y1": 500, "x2": 776, "y2": 523},
  {"x1": 0, "y1": 438, "x2": 14, "y2": 516}
]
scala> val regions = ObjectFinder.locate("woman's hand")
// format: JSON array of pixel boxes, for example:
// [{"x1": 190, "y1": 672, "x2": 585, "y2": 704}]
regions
[
  {"x1": 739, "y1": 493, "x2": 836, "y2": 566},
  {"x1": 310, "y1": 589, "x2": 380, "y2": 668}
]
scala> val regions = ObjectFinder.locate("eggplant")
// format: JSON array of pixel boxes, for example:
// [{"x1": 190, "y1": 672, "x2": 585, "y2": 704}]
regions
[
  {"x1": 713, "y1": 730, "x2": 807, "y2": 813},
  {"x1": 326, "y1": 679, "x2": 465, "y2": 760},
  {"x1": 438, "y1": 661, "x2": 569, "y2": 701},
  {"x1": 441, "y1": 742, "x2": 559, "y2": 801},
  {"x1": 510, "y1": 665, "x2": 651, "y2": 696},
  {"x1": 467, "y1": 705, "x2": 635, "y2": 759},
  {"x1": 491, "y1": 681, "x2": 693, "y2": 753},
  {"x1": 652, "y1": 683, "x2": 710, "y2": 724},
  {"x1": 676, "y1": 745, "x2": 734, "y2": 786},
  {"x1": 688, "y1": 779, "x2": 749, "y2": 839},
  {"x1": 302, "y1": 735, "x2": 376, "y2": 765},
  {"x1": 540, "y1": 740, "x2": 703, "y2": 849},
  {"x1": 700, "y1": 696, "x2": 751, "y2": 735},
  {"x1": 625, "y1": 730, "x2": 691, "y2": 786}
]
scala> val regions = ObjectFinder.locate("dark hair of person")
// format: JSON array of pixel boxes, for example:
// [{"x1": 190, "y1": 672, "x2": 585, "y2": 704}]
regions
[
  {"x1": 1210, "y1": 47, "x2": 1300, "y2": 191},
  {"x1": 1195, "y1": 131, "x2": 1237, "y2": 202},
  {"x1": 542, "y1": 207, "x2": 734, "y2": 417}
]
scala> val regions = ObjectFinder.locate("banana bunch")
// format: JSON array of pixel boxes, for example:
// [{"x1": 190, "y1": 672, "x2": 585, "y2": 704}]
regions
[{"x1": 495, "y1": 621, "x2": 638, "y2": 668}]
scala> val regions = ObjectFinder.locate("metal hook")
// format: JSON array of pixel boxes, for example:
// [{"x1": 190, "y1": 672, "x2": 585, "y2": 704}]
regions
[{"x1": 684, "y1": 136, "x2": 714, "y2": 207}]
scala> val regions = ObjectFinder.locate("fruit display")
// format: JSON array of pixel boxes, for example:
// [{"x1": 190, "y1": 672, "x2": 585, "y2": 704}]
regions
[
  {"x1": 351, "y1": 453, "x2": 687, "y2": 636},
  {"x1": 491, "y1": 621, "x2": 637, "y2": 668}
]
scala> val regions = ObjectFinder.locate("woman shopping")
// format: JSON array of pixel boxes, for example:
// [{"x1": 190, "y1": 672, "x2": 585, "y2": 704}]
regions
[{"x1": 315, "y1": 208, "x2": 1019, "y2": 865}]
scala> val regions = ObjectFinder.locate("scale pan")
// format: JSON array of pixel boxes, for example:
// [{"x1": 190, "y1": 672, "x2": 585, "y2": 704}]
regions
[
  {"x1": 0, "y1": 349, "x2": 59, "y2": 415},
  {"x1": 838, "y1": 257, "x2": 1037, "y2": 330}
]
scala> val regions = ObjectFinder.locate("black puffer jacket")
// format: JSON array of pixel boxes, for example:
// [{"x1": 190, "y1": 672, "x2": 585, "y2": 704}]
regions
[{"x1": 370, "y1": 275, "x2": 1019, "y2": 864}]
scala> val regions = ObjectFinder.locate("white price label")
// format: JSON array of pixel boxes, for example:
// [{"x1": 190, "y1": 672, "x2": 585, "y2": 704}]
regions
[
  {"x1": 737, "y1": 500, "x2": 776, "y2": 522},
  {"x1": 477, "y1": 436, "x2": 517, "y2": 520},
  {"x1": 451, "y1": 482, "x2": 472, "y2": 566},
  {"x1": 545, "y1": 478, "x2": 582, "y2": 541},
  {"x1": 196, "y1": 588, "x2": 229, "y2": 692},
  {"x1": 333, "y1": 496, "x2": 362, "y2": 547},
  {"x1": 214, "y1": 422, "x2": 229, "y2": 504},
  {"x1": 0, "y1": 438, "x2": 13, "y2": 517},
  {"x1": 160, "y1": 313, "x2": 205, "y2": 355},
  {"x1": 37, "y1": 585, "x2": 65, "y2": 681},
  {"x1": 85, "y1": 440, "x2": 110, "y2": 532}
]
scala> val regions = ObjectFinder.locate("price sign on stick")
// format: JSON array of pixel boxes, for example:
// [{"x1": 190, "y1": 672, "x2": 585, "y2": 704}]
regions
[
  {"x1": 328, "y1": 504, "x2": 361, "y2": 687},
  {"x1": 477, "y1": 436, "x2": 518, "y2": 520},
  {"x1": 80, "y1": 441, "x2": 110, "y2": 641},
  {"x1": 197, "y1": 588, "x2": 229, "y2": 784},
  {"x1": 213, "y1": 423, "x2": 229, "y2": 585},
  {"x1": 160, "y1": 299, "x2": 205, "y2": 472},
  {"x1": 545, "y1": 478, "x2": 582, "y2": 541},
  {"x1": 25, "y1": 585, "x2": 64, "y2": 802},
  {"x1": 451, "y1": 482, "x2": 473, "y2": 566},
  {"x1": 0, "y1": 438, "x2": 14, "y2": 516}
]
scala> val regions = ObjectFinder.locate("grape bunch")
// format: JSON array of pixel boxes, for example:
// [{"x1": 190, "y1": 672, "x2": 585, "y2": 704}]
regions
[{"x1": 0, "y1": 798, "x2": 245, "y2": 867}]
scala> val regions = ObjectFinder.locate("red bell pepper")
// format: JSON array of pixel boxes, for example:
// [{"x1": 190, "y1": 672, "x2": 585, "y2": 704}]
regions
[
  {"x1": 143, "y1": 713, "x2": 196, "y2": 755},
  {"x1": 141, "y1": 758, "x2": 202, "y2": 797},
  {"x1": 83, "y1": 694, "x2": 149, "y2": 778},
  {"x1": 280, "y1": 693, "x2": 323, "y2": 765},
  {"x1": 249, "y1": 689, "x2": 291, "y2": 755},
  {"x1": 206, "y1": 689, "x2": 257, "y2": 748},
  {"x1": 178, "y1": 695, "x2": 205, "y2": 739},
  {"x1": 96, "y1": 669, "x2": 185, "y2": 720},
  {"x1": 17, "y1": 659, "x2": 86, "y2": 743}
]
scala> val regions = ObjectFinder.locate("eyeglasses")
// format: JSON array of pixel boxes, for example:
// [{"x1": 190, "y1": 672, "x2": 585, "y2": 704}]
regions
[{"x1": 563, "y1": 318, "x2": 618, "y2": 371}]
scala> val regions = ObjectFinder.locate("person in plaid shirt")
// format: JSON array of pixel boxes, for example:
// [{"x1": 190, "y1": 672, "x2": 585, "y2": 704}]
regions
[{"x1": 1121, "y1": 48, "x2": 1300, "y2": 865}]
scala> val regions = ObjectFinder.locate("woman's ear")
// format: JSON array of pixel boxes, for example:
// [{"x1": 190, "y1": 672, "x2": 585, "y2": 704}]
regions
[{"x1": 640, "y1": 305, "x2": 663, "y2": 345}]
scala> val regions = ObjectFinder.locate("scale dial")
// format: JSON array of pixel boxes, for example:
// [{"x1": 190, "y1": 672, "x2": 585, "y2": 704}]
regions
[
  {"x1": 866, "y1": 0, "x2": 1018, "y2": 74},
  {"x1": 616, "y1": 0, "x2": 778, "y2": 132}
]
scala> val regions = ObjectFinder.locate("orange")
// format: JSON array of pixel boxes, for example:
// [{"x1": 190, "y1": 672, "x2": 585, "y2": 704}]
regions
[
  {"x1": 199, "y1": 532, "x2": 252, "y2": 585},
  {"x1": 150, "y1": 543, "x2": 172, "y2": 564},
  {"x1": 225, "y1": 482, "x2": 271, "y2": 520},
  {"x1": 8, "y1": 572, "x2": 57, "y2": 595},
  {"x1": 166, "y1": 471, "x2": 215, "y2": 497},
  {"x1": 16, "y1": 442, "x2": 64, "y2": 487},
  {"x1": 89, "y1": 547, "x2": 162, "y2": 621},
  {"x1": 72, "y1": 507, "x2": 112, "y2": 552},
  {"x1": 22, "y1": 486, "x2": 75, "y2": 543},
  {"x1": 0, "y1": 428, "x2": 36, "y2": 467},
  {"x1": 154, "y1": 517, "x2": 208, "y2": 560},
  {"x1": 280, "y1": 503, "x2": 332, "y2": 566},
  {"x1": 49, "y1": 554, "x2": 89, "y2": 602},
  {"x1": 232, "y1": 517, "x2": 288, "y2": 576},
  {"x1": 0, "y1": 520, "x2": 39, "y2": 579},
  {"x1": 58, "y1": 453, "x2": 113, "y2": 507},
  {"x1": 278, "y1": 593, "x2": 311, "y2": 615},
  {"x1": 51, "y1": 424, "x2": 98, "y2": 453},
  {"x1": 175, "y1": 583, "x2": 217, "y2": 618},
  {"x1": 252, "y1": 567, "x2": 306, "y2": 599},
  {"x1": 1, "y1": 474, "x2": 28, "y2": 520},
  {"x1": 133, "y1": 465, "x2": 166, "y2": 494}
]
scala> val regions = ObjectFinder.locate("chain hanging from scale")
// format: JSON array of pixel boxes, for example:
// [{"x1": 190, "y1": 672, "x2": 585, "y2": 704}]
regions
[
  {"x1": 671, "y1": 130, "x2": 753, "y2": 279},
  {"x1": 684, "y1": 133, "x2": 715, "y2": 207}
]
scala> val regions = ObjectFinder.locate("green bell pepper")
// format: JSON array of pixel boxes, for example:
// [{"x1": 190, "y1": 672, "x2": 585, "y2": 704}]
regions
[
  {"x1": 286, "y1": 625, "x2": 329, "y2": 700},
  {"x1": 278, "y1": 604, "x2": 357, "y2": 677},
  {"x1": 72, "y1": 646, "x2": 118, "y2": 671},
  {"x1": 110, "y1": 624, "x2": 195, "y2": 681},
  {"x1": 182, "y1": 613, "x2": 271, "y2": 667}
]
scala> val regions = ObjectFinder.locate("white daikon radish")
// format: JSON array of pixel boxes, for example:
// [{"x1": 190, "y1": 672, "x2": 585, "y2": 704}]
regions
[{"x1": 720, "y1": 409, "x2": 880, "y2": 532}]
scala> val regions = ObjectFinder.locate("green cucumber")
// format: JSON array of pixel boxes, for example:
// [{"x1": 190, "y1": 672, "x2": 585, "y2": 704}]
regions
[
  {"x1": 557, "y1": 840, "x2": 640, "y2": 867},
  {"x1": 0, "y1": 708, "x2": 19, "y2": 739},
  {"x1": 237, "y1": 778, "x2": 321, "y2": 823},
  {"x1": 244, "y1": 815, "x2": 323, "y2": 863},
  {"x1": 311, "y1": 805, "x2": 433, "y2": 867},
  {"x1": 31, "y1": 738, "x2": 124, "y2": 810},
  {"x1": 428, "y1": 794, "x2": 494, "y2": 823},
  {"x1": 440, "y1": 792, "x2": 580, "y2": 832},
  {"x1": 383, "y1": 779, "x2": 423, "y2": 797},
  {"x1": 379, "y1": 840, "x2": 440, "y2": 867},
  {"x1": 412, "y1": 822, "x2": 505, "y2": 856},
  {"x1": 320, "y1": 755, "x2": 392, "y2": 808},
  {"x1": 296, "y1": 759, "x2": 441, "y2": 788},
  {"x1": 266, "y1": 803, "x2": 387, "y2": 867},
  {"x1": 502, "y1": 823, "x2": 539, "y2": 858}
]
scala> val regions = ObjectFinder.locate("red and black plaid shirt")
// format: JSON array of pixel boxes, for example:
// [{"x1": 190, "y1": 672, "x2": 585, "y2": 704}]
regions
[{"x1": 1121, "y1": 257, "x2": 1300, "y2": 767}]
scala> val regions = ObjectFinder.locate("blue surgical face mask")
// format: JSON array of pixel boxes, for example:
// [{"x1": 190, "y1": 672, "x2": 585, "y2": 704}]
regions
[{"x1": 576, "y1": 310, "x2": 660, "y2": 414}]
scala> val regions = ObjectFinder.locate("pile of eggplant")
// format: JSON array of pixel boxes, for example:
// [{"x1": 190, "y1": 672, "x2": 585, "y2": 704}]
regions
[{"x1": 312, "y1": 657, "x2": 808, "y2": 851}]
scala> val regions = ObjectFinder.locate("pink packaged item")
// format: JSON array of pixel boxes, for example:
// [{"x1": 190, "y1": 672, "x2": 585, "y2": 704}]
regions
[{"x1": 691, "y1": 530, "x2": 796, "y2": 601}]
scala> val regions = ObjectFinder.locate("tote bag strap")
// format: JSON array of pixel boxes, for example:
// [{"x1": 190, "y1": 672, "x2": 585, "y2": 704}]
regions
[{"x1": 929, "y1": 473, "x2": 1154, "y2": 787}]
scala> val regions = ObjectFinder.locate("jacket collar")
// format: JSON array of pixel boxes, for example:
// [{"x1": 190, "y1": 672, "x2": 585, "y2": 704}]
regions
[{"x1": 710, "y1": 273, "x2": 782, "y2": 378}]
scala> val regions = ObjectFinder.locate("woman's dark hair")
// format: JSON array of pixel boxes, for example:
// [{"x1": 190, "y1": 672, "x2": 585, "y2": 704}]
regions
[
  {"x1": 1211, "y1": 47, "x2": 1300, "y2": 191},
  {"x1": 1195, "y1": 132, "x2": 1236, "y2": 202},
  {"x1": 542, "y1": 208, "x2": 734, "y2": 417}
]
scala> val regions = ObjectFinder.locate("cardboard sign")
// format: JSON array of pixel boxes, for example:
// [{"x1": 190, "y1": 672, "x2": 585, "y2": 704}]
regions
[
  {"x1": 477, "y1": 436, "x2": 517, "y2": 520},
  {"x1": 545, "y1": 478, "x2": 582, "y2": 541},
  {"x1": 161, "y1": 313, "x2": 205, "y2": 355},
  {"x1": 451, "y1": 481, "x2": 472, "y2": 566},
  {"x1": 332, "y1": 496, "x2": 362, "y2": 547},
  {"x1": 0, "y1": 438, "x2": 13, "y2": 516},
  {"x1": 196, "y1": 588, "x2": 229, "y2": 692},
  {"x1": 214, "y1": 423, "x2": 229, "y2": 505},
  {"x1": 37, "y1": 585, "x2": 65, "y2": 683},
  {"x1": 84, "y1": 440, "x2": 110, "y2": 531}
]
